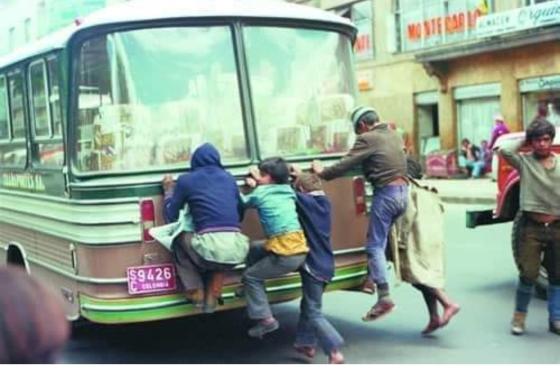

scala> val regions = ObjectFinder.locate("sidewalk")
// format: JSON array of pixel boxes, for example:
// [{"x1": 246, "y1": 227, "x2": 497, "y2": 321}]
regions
[{"x1": 417, "y1": 176, "x2": 496, "y2": 205}]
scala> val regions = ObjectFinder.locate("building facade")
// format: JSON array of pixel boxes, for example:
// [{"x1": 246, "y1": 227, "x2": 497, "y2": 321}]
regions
[
  {"x1": 0, "y1": 0, "x2": 124, "y2": 56},
  {"x1": 291, "y1": 0, "x2": 560, "y2": 158}
]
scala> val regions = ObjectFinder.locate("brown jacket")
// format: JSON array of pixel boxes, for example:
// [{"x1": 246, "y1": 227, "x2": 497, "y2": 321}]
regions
[{"x1": 320, "y1": 123, "x2": 407, "y2": 187}]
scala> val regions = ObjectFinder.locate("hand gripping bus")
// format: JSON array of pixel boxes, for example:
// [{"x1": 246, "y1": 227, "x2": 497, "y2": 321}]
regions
[
  {"x1": 466, "y1": 128, "x2": 560, "y2": 297},
  {"x1": 0, "y1": 0, "x2": 371, "y2": 324}
]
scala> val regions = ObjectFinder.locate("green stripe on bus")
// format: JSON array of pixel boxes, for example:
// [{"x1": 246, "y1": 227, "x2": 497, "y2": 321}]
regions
[{"x1": 80, "y1": 275, "x2": 365, "y2": 324}]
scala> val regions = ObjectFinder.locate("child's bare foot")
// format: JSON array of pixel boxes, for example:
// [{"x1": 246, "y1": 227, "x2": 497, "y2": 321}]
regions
[
  {"x1": 293, "y1": 344, "x2": 316, "y2": 358},
  {"x1": 421, "y1": 317, "x2": 442, "y2": 335},
  {"x1": 441, "y1": 304, "x2": 460, "y2": 326},
  {"x1": 328, "y1": 350, "x2": 345, "y2": 364}
]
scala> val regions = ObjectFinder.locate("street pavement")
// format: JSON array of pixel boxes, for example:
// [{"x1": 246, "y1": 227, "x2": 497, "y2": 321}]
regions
[{"x1": 61, "y1": 204, "x2": 559, "y2": 364}]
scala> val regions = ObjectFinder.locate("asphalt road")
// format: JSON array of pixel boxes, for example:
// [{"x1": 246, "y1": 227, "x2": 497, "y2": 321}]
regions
[{"x1": 61, "y1": 204, "x2": 560, "y2": 364}]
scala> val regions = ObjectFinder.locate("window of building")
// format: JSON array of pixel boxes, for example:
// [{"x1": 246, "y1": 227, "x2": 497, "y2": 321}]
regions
[
  {"x1": 393, "y1": 0, "x2": 492, "y2": 52},
  {"x1": 24, "y1": 18, "x2": 31, "y2": 43},
  {"x1": 8, "y1": 27, "x2": 16, "y2": 52},
  {"x1": 520, "y1": 75, "x2": 560, "y2": 128},
  {"x1": 332, "y1": 1, "x2": 374, "y2": 60}
]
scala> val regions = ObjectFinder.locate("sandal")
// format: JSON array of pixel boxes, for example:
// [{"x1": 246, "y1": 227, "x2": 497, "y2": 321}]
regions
[{"x1": 362, "y1": 300, "x2": 395, "y2": 322}]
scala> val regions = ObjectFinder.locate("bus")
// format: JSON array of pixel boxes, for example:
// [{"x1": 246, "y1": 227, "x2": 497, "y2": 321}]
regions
[{"x1": 0, "y1": 0, "x2": 370, "y2": 324}]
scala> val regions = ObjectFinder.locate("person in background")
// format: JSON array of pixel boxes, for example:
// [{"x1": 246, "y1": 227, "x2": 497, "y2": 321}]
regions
[
  {"x1": 488, "y1": 114, "x2": 510, "y2": 150},
  {"x1": 241, "y1": 157, "x2": 309, "y2": 338},
  {"x1": 0, "y1": 267, "x2": 70, "y2": 363},
  {"x1": 291, "y1": 170, "x2": 345, "y2": 364},
  {"x1": 163, "y1": 143, "x2": 249, "y2": 313},
  {"x1": 312, "y1": 106, "x2": 408, "y2": 322},
  {"x1": 459, "y1": 138, "x2": 486, "y2": 178},
  {"x1": 496, "y1": 118, "x2": 560, "y2": 336},
  {"x1": 480, "y1": 140, "x2": 493, "y2": 172}
]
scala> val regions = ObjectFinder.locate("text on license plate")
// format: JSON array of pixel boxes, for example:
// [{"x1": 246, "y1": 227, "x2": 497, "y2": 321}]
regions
[{"x1": 127, "y1": 264, "x2": 176, "y2": 295}]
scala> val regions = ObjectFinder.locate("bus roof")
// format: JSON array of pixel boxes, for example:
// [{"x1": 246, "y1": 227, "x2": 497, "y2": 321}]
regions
[{"x1": 0, "y1": 0, "x2": 355, "y2": 70}]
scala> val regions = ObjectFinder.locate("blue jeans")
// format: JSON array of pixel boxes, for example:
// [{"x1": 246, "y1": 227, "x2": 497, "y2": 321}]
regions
[
  {"x1": 458, "y1": 156, "x2": 486, "y2": 178},
  {"x1": 366, "y1": 185, "x2": 408, "y2": 285},
  {"x1": 243, "y1": 245, "x2": 306, "y2": 320},
  {"x1": 295, "y1": 270, "x2": 344, "y2": 355}
]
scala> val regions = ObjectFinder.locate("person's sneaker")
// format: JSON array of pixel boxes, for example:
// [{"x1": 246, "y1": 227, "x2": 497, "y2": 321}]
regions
[
  {"x1": 293, "y1": 344, "x2": 316, "y2": 358},
  {"x1": 549, "y1": 320, "x2": 560, "y2": 335},
  {"x1": 248, "y1": 318, "x2": 279, "y2": 339},
  {"x1": 362, "y1": 299, "x2": 395, "y2": 322},
  {"x1": 511, "y1": 312, "x2": 527, "y2": 336},
  {"x1": 328, "y1": 350, "x2": 345, "y2": 364}
]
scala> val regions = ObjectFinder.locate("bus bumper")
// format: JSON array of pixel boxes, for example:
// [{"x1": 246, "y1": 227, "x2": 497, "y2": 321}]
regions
[
  {"x1": 79, "y1": 263, "x2": 367, "y2": 324},
  {"x1": 466, "y1": 209, "x2": 510, "y2": 228}
]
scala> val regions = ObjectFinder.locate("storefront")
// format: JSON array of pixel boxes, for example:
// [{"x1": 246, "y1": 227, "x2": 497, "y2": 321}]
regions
[
  {"x1": 454, "y1": 83, "x2": 500, "y2": 147},
  {"x1": 520, "y1": 75, "x2": 560, "y2": 128}
]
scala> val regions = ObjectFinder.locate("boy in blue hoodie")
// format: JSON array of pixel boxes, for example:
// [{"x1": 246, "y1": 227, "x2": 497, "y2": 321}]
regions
[
  {"x1": 241, "y1": 157, "x2": 309, "y2": 338},
  {"x1": 162, "y1": 143, "x2": 249, "y2": 313},
  {"x1": 292, "y1": 171, "x2": 345, "y2": 364}
]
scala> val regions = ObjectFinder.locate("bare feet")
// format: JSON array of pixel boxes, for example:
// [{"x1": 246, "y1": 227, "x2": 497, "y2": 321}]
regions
[
  {"x1": 329, "y1": 350, "x2": 345, "y2": 364},
  {"x1": 441, "y1": 304, "x2": 460, "y2": 327},
  {"x1": 421, "y1": 317, "x2": 442, "y2": 335},
  {"x1": 294, "y1": 345, "x2": 316, "y2": 359}
]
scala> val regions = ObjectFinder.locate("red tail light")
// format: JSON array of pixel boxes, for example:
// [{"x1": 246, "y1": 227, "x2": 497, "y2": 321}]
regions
[
  {"x1": 140, "y1": 199, "x2": 155, "y2": 242},
  {"x1": 353, "y1": 177, "x2": 366, "y2": 215}
]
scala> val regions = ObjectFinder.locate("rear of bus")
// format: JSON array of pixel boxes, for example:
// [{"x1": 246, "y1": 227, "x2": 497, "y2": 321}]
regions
[{"x1": 63, "y1": 1, "x2": 369, "y2": 324}]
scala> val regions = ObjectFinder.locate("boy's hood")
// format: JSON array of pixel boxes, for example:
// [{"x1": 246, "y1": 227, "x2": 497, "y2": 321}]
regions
[{"x1": 191, "y1": 143, "x2": 222, "y2": 169}]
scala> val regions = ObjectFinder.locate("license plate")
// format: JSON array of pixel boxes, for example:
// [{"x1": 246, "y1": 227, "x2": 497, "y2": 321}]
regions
[{"x1": 127, "y1": 264, "x2": 176, "y2": 295}]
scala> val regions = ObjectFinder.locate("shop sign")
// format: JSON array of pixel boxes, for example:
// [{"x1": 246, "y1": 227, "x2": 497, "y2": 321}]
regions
[
  {"x1": 519, "y1": 75, "x2": 560, "y2": 93},
  {"x1": 476, "y1": 0, "x2": 560, "y2": 38},
  {"x1": 400, "y1": 0, "x2": 489, "y2": 52},
  {"x1": 406, "y1": 10, "x2": 480, "y2": 41}
]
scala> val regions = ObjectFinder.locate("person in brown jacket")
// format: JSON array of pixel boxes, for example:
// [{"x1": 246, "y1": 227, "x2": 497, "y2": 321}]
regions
[{"x1": 312, "y1": 106, "x2": 408, "y2": 321}]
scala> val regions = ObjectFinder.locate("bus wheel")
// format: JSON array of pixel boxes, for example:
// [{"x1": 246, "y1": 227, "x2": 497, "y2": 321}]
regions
[
  {"x1": 7, "y1": 246, "x2": 26, "y2": 268},
  {"x1": 511, "y1": 211, "x2": 548, "y2": 300}
]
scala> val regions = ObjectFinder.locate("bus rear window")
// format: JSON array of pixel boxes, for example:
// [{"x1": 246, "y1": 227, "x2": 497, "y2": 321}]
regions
[
  {"x1": 75, "y1": 26, "x2": 248, "y2": 173},
  {"x1": 244, "y1": 27, "x2": 357, "y2": 159}
]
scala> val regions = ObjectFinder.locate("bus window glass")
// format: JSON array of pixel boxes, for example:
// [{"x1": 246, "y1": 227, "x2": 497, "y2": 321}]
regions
[
  {"x1": 47, "y1": 57, "x2": 63, "y2": 137},
  {"x1": 76, "y1": 26, "x2": 247, "y2": 173},
  {"x1": 9, "y1": 72, "x2": 26, "y2": 139},
  {"x1": 29, "y1": 60, "x2": 51, "y2": 138},
  {"x1": 1, "y1": 72, "x2": 27, "y2": 167},
  {"x1": 0, "y1": 76, "x2": 8, "y2": 140},
  {"x1": 244, "y1": 27, "x2": 356, "y2": 158}
]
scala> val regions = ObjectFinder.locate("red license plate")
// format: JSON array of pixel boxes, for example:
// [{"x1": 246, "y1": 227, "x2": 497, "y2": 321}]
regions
[{"x1": 127, "y1": 264, "x2": 176, "y2": 295}]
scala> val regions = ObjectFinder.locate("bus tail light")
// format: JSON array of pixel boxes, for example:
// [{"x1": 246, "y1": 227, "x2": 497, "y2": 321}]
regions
[
  {"x1": 353, "y1": 177, "x2": 367, "y2": 215},
  {"x1": 140, "y1": 199, "x2": 155, "y2": 242}
]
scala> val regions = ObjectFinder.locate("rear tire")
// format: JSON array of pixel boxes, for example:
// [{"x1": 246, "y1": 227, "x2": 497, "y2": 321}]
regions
[{"x1": 511, "y1": 211, "x2": 548, "y2": 299}]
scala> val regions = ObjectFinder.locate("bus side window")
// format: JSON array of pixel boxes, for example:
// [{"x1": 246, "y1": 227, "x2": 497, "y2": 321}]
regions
[
  {"x1": 28, "y1": 57, "x2": 64, "y2": 168},
  {"x1": 0, "y1": 75, "x2": 9, "y2": 141},
  {"x1": 0, "y1": 70, "x2": 27, "y2": 168}
]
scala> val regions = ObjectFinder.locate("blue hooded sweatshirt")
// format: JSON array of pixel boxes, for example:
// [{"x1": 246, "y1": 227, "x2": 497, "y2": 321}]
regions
[
  {"x1": 164, "y1": 143, "x2": 242, "y2": 232},
  {"x1": 296, "y1": 192, "x2": 335, "y2": 282}
]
